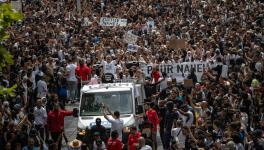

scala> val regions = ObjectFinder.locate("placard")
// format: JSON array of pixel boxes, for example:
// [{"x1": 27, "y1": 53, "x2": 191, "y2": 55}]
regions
[
  {"x1": 127, "y1": 44, "x2": 138, "y2": 52},
  {"x1": 147, "y1": 20, "x2": 155, "y2": 29},
  {"x1": 11, "y1": 0, "x2": 22, "y2": 12},
  {"x1": 100, "y1": 17, "x2": 127, "y2": 27},
  {"x1": 82, "y1": 17, "x2": 92, "y2": 27},
  {"x1": 102, "y1": 73, "x2": 114, "y2": 83},
  {"x1": 124, "y1": 32, "x2": 138, "y2": 44},
  {"x1": 184, "y1": 79, "x2": 193, "y2": 88},
  {"x1": 77, "y1": 0, "x2": 81, "y2": 14},
  {"x1": 168, "y1": 39, "x2": 186, "y2": 49}
]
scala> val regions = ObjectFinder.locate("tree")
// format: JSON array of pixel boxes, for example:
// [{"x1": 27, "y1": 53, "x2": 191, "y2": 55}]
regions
[{"x1": 0, "y1": 2, "x2": 23, "y2": 99}]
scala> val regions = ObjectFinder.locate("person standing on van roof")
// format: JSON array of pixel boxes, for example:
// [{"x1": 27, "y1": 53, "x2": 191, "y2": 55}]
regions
[{"x1": 103, "y1": 107, "x2": 124, "y2": 140}]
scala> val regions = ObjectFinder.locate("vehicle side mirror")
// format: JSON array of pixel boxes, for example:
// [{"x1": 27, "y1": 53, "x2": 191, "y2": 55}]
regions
[
  {"x1": 73, "y1": 108, "x2": 79, "y2": 117},
  {"x1": 136, "y1": 105, "x2": 144, "y2": 114}
]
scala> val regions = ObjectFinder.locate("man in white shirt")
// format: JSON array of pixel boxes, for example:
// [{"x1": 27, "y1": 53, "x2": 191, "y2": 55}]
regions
[
  {"x1": 101, "y1": 55, "x2": 116, "y2": 75},
  {"x1": 171, "y1": 121, "x2": 187, "y2": 149},
  {"x1": 34, "y1": 98, "x2": 47, "y2": 140},
  {"x1": 138, "y1": 137, "x2": 152, "y2": 150},
  {"x1": 103, "y1": 107, "x2": 124, "y2": 140},
  {"x1": 178, "y1": 104, "x2": 194, "y2": 127},
  {"x1": 66, "y1": 58, "x2": 77, "y2": 102},
  {"x1": 37, "y1": 72, "x2": 48, "y2": 98}
]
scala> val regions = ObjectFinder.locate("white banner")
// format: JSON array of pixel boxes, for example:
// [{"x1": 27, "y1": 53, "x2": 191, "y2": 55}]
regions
[
  {"x1": 142, "y1": 62, "x2": 209, "y2": 83},
  {"x1": 100, "y1": 17, "x2": 127, "y2": 27},
  {"x1": 124, "y1": 32, "x2": 138, "y2": 44}
]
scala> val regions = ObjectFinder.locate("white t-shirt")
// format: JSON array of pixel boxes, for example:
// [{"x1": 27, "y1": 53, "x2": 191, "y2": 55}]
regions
[
  {"x1": 33, "y1": 106, "x2": 47, "y2": 125},
  {"x1": 255, "y1": 62, "x2": 262, "y2": 72},
  {"x1": 178, "y1": 111, "x2": 194, "y2": 127},
  {"x1": 107, "y1": 117, "x2": 124, "y2": 140},
  {"x1": 159, "y1": 77, "x2": 168, "y2": 92},
  {"x1": 171, "y1": 127, "x2": 186, "y2": 149},
  {"x1": 140, "y1": 145, "x2": 152, "y2": 150},
  {"x1": 66, "y1": 63, "x2": 77, "y2": 81},
  {"x1": 102, "y1": 60, "x2": 116, "y2": 75},
  {"x1": 37, "y1": 80, "x2": 47, "y2": 97}
]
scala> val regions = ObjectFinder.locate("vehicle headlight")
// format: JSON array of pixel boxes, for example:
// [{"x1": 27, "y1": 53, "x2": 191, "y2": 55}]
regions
[{"x1": 77, "y1": 127, "x2": 86, "y2": 135}]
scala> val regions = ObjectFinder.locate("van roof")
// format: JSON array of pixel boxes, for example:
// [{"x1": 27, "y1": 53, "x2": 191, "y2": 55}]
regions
[{"x1": 81, "y1": 83, "x2": 134, "y2": 92}]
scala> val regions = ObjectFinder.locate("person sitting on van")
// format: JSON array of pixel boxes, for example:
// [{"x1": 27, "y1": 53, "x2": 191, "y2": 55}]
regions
[
  {"x1": 90, "y1": 118, "x2": 107, "y2": 143},
  {"x1": 93, "y1": 132, "x2": 106, "y2": 150}
]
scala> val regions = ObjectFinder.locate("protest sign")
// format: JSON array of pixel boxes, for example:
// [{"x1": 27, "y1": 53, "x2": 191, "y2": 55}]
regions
[
  {"x1": 184, "y1": 79, "x2": 193, "y2": 88},
  {"x1": 142, "y1": 62, "x2": 209, "y2": 83},
  {"x1": 100, "y1": 17, "x2": 127, "y2": 27},
  {"x1": 127, "y1": 44, "x2": 138, "y2": 52},
  {"x1": 11, "y1": 0, "x2": 22, "y2": 12},
  {"x1": 82, "y1": 17, "x2": 92, "y2": 27},
  {"x1": 124, "y1": 32, "x2": 138, "y2": 44},
  {"x1": 221, "y1": 65, "x2": 228, "y2": 78},
  {"x1": 77, "y1": 0, "x2": 81, "y2": 14},
  {"x1": 168, "y1": 38, "x2": 186, "y2": 49},
  {"x1": 102, "y1": 73, "x2": 114, "y2": 83},
  {"x1": 147, "y1": 20, "x2": 155, "y2": 29}
]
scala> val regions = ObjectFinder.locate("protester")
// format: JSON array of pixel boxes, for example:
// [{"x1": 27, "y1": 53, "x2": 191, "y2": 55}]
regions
[
  {"x1": 33, "y1": 98, "x2": 47, "y2": 140},
  {"x1": 47, "y1": 103, "x2": 73, "y2": 150},
  {"x1": 90, "y1": 118, "x2": 107, "y2": 143},
  {"x1": 107, "y1": 130, "x2": 123, "y2": 150},
  {"x1": 127, "y1": 126, "x2": 141, "y2": 150},
  {"x1": 138, "y1": 137, "x2": 152, "y2": 150},
  {"x1": 103, "y1": 107, "x2": 124, "y2": 141}
]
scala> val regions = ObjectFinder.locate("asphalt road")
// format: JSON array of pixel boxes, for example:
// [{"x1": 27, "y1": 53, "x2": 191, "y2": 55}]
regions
[{"x1": 63, "y1": 103, "x2": 163, "y2": 150}]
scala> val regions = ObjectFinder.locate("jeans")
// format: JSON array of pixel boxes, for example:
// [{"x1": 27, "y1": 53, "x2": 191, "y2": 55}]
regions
[
  {"x1": 67, "y1": 81, "x2": 77, "y2": 101},
  {"x1": 35, "y1": 124, "x2": 45, "y2": 140},
  {"x1": 51, "y1": 132, "x2": 62, "y2": 150},
  {"x1": 163, "y1": 130, "x2": 172, "y2": 150}
]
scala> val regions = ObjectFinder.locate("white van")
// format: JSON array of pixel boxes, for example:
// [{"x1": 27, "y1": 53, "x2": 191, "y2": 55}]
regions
[{"x1": 76, "y1": 82, "x2": 145, "y2": 144}]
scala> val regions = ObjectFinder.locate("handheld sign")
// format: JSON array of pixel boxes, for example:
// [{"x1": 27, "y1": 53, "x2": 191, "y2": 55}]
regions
[
  {"x1": 100, "y1": 17, "x2": 127, "y2": 27},
  {"x1": 124, "y1": 32, "x2": 138, "y2": 44},
  {"x1": 11, "y1": 0, "x2": 22, "y2": 12},
  {"x1": 102, "y1": 73, "x2": 114, "y2": 83},
  {"x1": 168, "y1": 39, "x2": 187, "y2": 49},
  {"x1": 127, "y1": 44, "x2": 138, "y2": 52}
]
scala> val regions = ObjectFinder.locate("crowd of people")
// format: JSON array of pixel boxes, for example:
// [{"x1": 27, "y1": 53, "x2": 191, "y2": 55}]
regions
[{"x1": 0, "y1": 0, "x2": 264, "y2": 149}]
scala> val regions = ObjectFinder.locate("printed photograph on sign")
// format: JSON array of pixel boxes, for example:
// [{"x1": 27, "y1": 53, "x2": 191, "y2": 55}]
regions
[
  {"x1": 127, "y1": 44, "x2": 138, "y2": 52},
  {"x1": 124, "y1": 32, "x2": 138, "y2": 44}
]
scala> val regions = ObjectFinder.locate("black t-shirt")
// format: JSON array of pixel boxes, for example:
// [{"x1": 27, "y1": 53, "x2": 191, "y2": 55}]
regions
[{"x1": 90, "y1": 125, "x2": 107, "y2": 142}]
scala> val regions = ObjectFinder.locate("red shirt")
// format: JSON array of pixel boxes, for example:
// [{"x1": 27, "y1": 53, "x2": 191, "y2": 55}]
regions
[
  {"x1": 47, "y1": 109, "x2": 73, "y2": 132},
  {"x1": 107, "y1": 138, "x2": 122, "y2": 150},
  {"x1": 127, "y1": 132, "x2": 141, "y2": 150},
  {"x1": 151, "y1": 71, "x2": 160, "y2": 83},
  {"x1": 75, "y1": 64, "x2": 91, "y2": 81},
  {"x1": 146, "y1": 108, "x2": 159, "y2": 132}
]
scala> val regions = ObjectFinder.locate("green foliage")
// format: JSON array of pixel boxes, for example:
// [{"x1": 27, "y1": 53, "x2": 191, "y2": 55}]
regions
[{"x1": 0, "y1": 3, "x2": 23, "y2": 99}]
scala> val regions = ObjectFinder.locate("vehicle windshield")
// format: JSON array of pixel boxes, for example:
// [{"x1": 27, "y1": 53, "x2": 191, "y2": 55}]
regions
[{"x1": 80, "y1": 90, "x2": 133, "y2": 116}]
